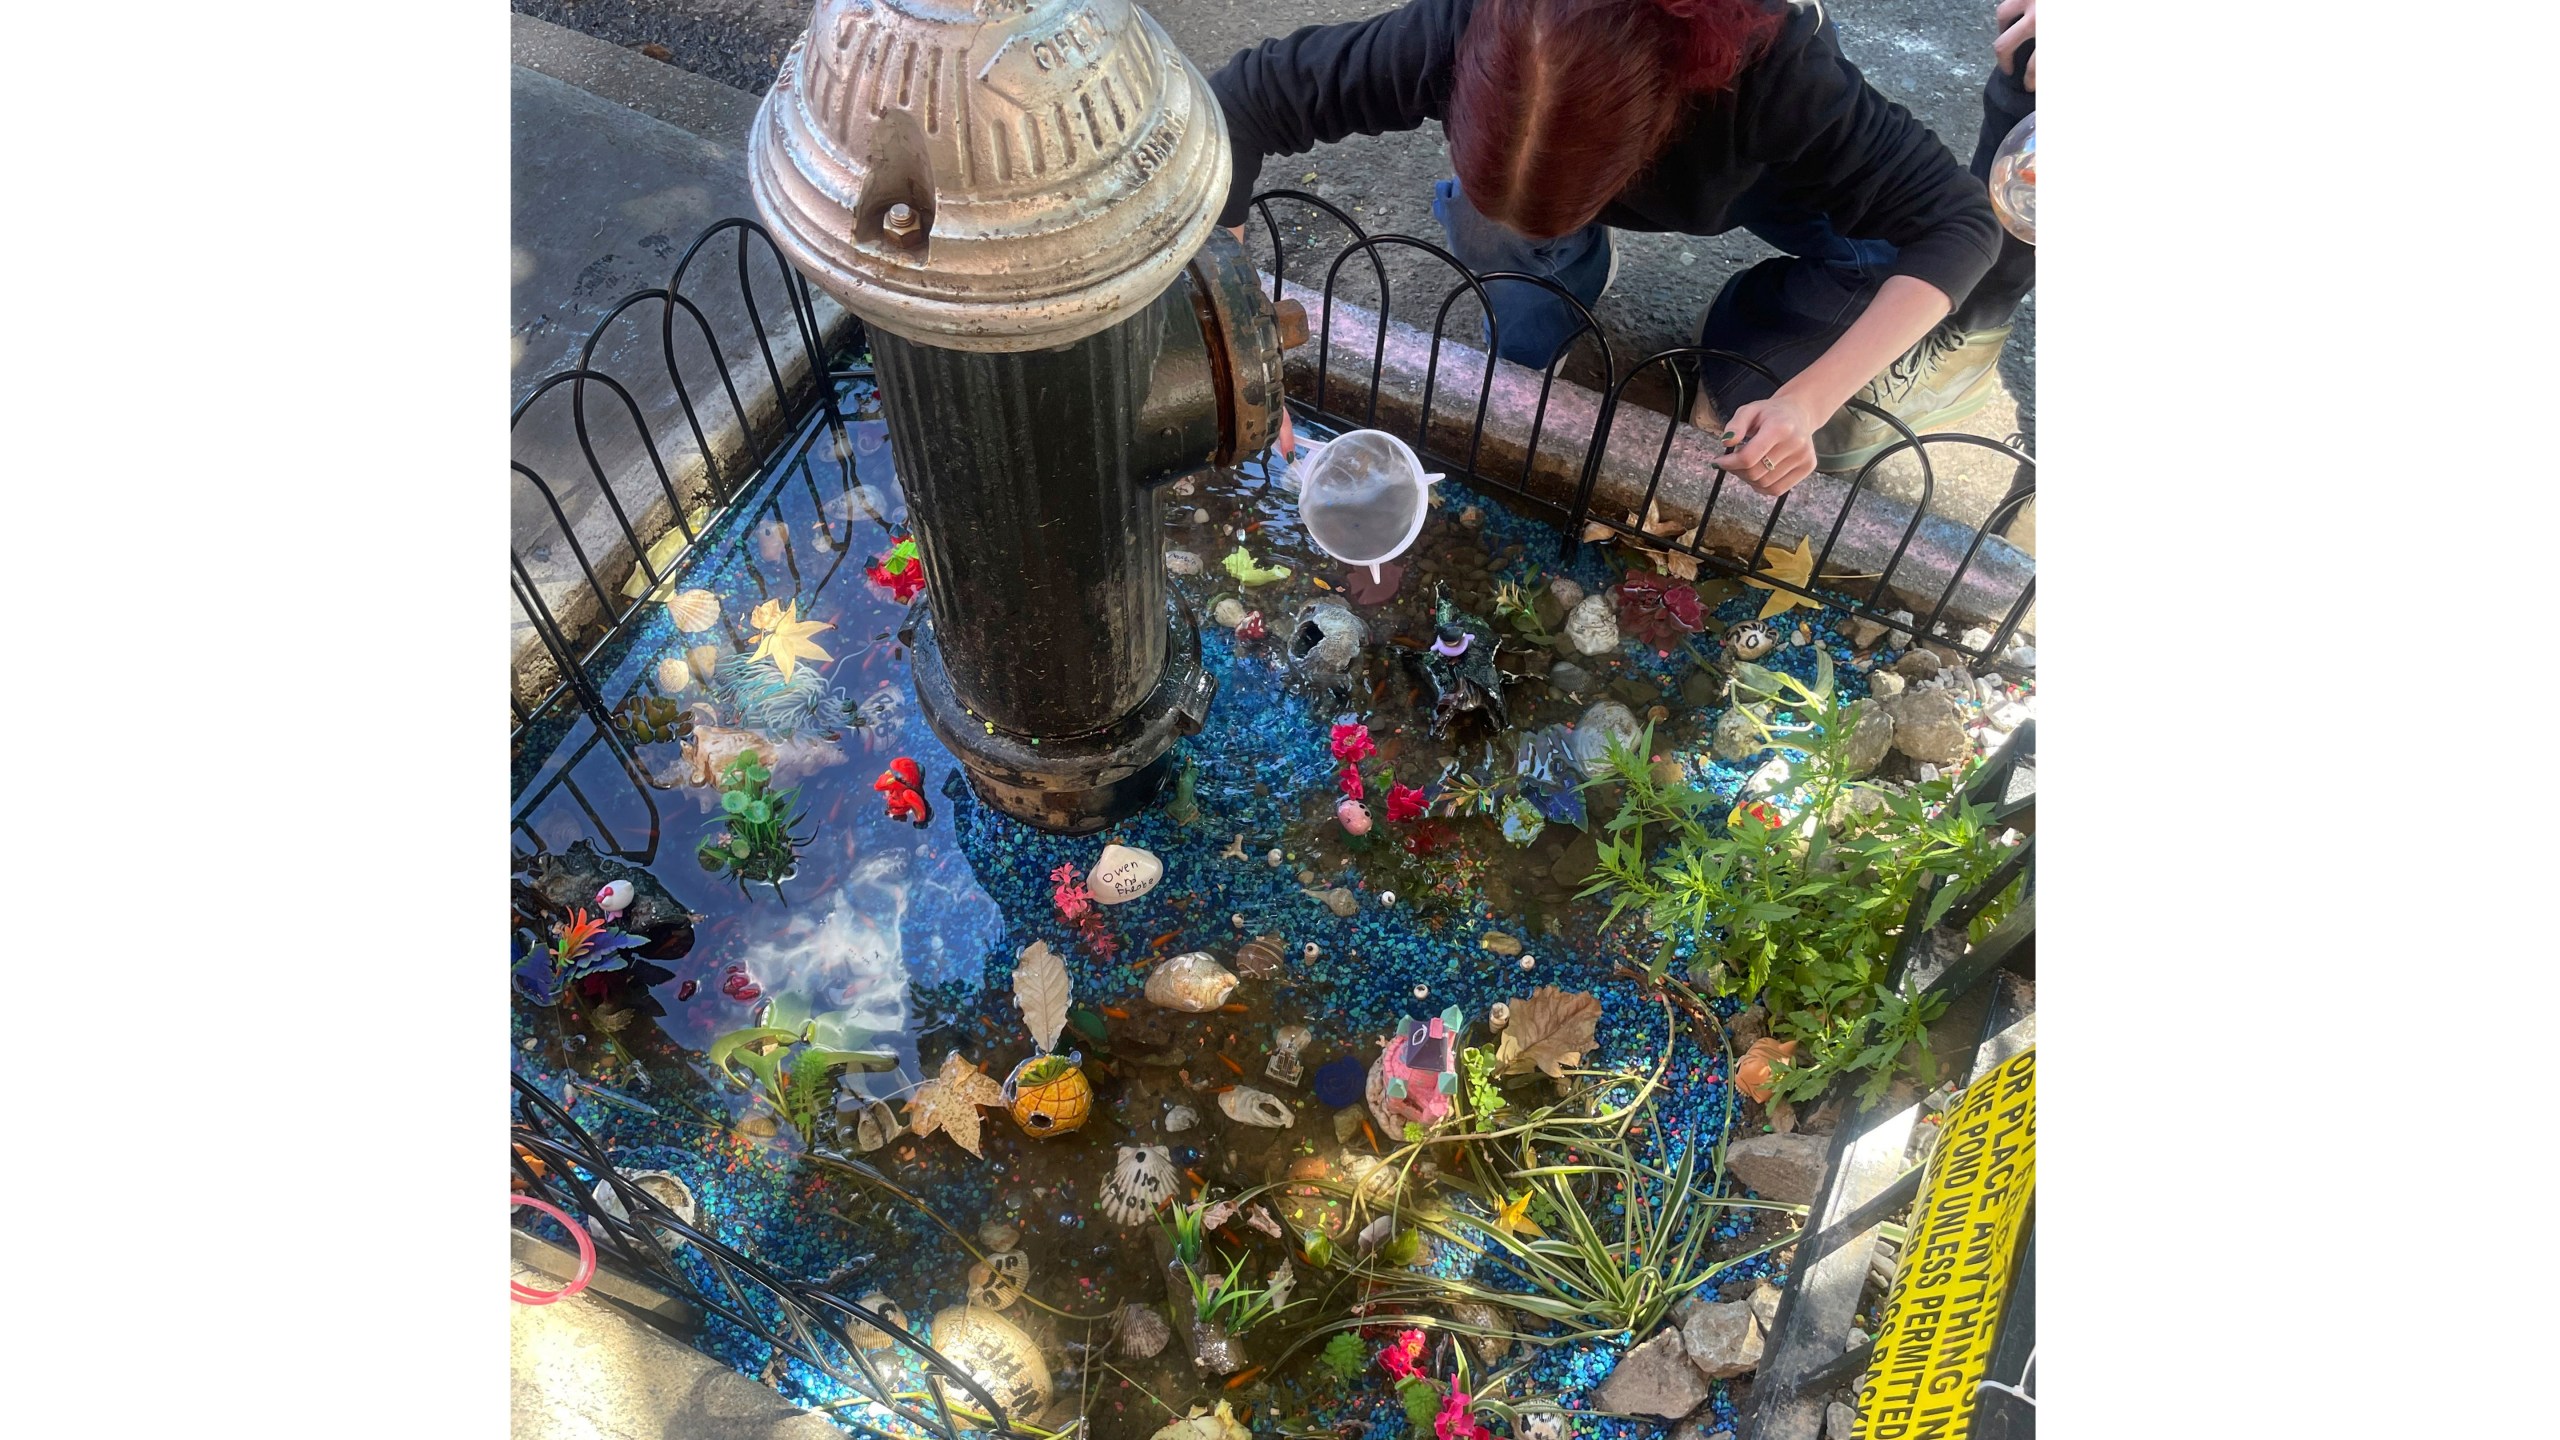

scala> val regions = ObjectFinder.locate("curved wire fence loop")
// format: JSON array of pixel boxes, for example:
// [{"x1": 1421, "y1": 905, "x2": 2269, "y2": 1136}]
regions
[
  {"x1": 511, "y1": 1076, "x2": 1020, "y2": 1439},
  {"x1": 579, "y1": 288, "x2": 753, "y2": 506},
  {"x1": 1242, "y1": 188, "x2": 1375, "y2": 310}
]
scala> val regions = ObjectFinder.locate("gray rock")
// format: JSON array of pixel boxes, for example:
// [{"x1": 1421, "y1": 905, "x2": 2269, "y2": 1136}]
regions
[
  {"x1": 1997, "y1": 640, "x2": 2037, "y2": 672},
  {"x1": 1881, "y1": 689, "x2": 1971, "y2": 767},
  {"x1": 1726, "y1": 1132, "x2": 1830, "y2": 1203},
  {"x1": 1681, "y1": 1301, "x2": 1764, "y2": 1381},
  {"x1": 1572, "y1": 701, "x2": 1644, "y2": 774},
  {"x1": 1958, "y1": 626, "x2": 1997, "y2": 654},
  {"x1": 1164, "y1": 549, "x2": 1203, "y2": 577},
  {"x1": 1591, "y1": 1328, "x2": 1711, "y2": 1419},
  {"x1": 1672, "y1": 1419, "x2": 1732, "y2": 1440},
  {"x1": 1564, "y1": 594, "x2": 1621, "y2": 656},
  {"x1": 1742, "y1": 756, "x2": 1794, "y2": 797},
  {"x1": 1865, "y1": 670, "x2": 1906, "y2": 700},
  {"x1": 1211, "y1": 597, "x2": 1248, "y2": 628},
  {"x1": 1547, "y1": 578, "x2": 1587, "y2": 611},
  {"x1": 1824, "y1": 1402, "x2": 1859, "y2": 1440},
  {"x1": 1840, "y1": 700, "x2": 1894, "y2": 777},
  {"x1": 1447, "y1": 1299, "x2": 1513, "y2": 1365},
  {"x1": 1748, "y1": 1281, "x2": 1783, "y2": 1333},
  {"x1": 1548, "y1": 660, "x2": 1594, "y2": 696},
  {"x1": 978, "y1": 1220, "x2": 1021, "y2": 1251},
  {"x1": 1727, "y1": 1004, "x2": 1769, "y2": 1050},
  {"x1": 1712, "y1": 705, "x2": 1769, "y2": 762},
  {"x1": 1892, "y1": 648, "x2": 1944, "y2": 679},
  {"x1": 1551, "y1": 832, "x2": 1602, "y2": 888}
]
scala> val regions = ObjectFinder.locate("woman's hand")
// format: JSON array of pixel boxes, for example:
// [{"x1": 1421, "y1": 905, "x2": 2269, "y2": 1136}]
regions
[
  {"x1": 1714, "y1": 394, "x2": 1822, "y2": 497},
  {"x1": 1994, "y1": 0, "x2": 2036, "y2": 90}
]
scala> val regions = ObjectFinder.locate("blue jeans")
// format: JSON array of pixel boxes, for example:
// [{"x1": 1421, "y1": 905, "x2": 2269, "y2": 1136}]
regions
[{"x1": 1430, "y1": 176, "x2": 1902, "y2": 408}]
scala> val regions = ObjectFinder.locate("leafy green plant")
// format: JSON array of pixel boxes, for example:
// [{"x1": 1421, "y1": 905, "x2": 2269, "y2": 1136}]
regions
[
  {"x1": 1180, "y1": 1251, "x2": 1291, "y2": 1335},
  {"x1": 1399, "y1": 1377, "x2": 1441, "y2": 1435},
  {"x1": 705, "y1": 1025, "x2": 896, "y2": 1141},
  {"x1": 1162, "y1": 1201, "x2": 1210, "y2": 1269},
  {"x1": 1578, "y1": 671, "x2": 2020, "y2": 1104},
  {"x1": 697, "y1": 752, "x2": 810, "y2": 891},
  {"x1": 1317, "y1": 1332, "x2": 1366, "y2": 1382},
  {"x1": 1461, "y1": 1046, "x2": 1506, "y2": 1119},
  {"x1": 1490, "y1": 579, "x2": 1563, "y2": 649}
]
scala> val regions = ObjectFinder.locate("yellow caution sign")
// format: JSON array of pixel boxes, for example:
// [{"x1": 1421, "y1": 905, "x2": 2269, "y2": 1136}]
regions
[{"x1": 1854, "y1": 1046, "x2": 2035, "y2": 1440}]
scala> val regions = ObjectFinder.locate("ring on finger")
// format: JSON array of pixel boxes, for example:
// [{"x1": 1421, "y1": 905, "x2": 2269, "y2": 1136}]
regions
[{"x1": 1760, "y1": 455, "x2": 1776, "y2": 471}]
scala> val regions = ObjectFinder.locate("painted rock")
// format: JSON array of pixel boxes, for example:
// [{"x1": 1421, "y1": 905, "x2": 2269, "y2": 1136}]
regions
[
  {"x1": 1099, "y1": 1144, "x2": 1179, "y2": 1225},
  {"x1": 847, "y1": 1292, "x2": 908, "y2": 1349},
  {"x1": 1088, "y1": 844, "x2": 1163, "y2": 905},
  {"x1": 1145, "y1": 952, "x2": 1239, "y2": 1012},
  {"x1": 1004, "y1": 1053, "x2": 1093, "y2": 1138},
  {"x1": 1164, "y1": 1103, "x2": 1199, "y2": 1134},
  {"x1": 929, "y1": 1304, "x2": 1052, "y2": 1413},
  {"x1": 967, "y1": 1249, "x2": 1030, "y2": 1309},
  {"x1": 1219, "y1": 1086, "x2": 1296, "y2": 1129}
]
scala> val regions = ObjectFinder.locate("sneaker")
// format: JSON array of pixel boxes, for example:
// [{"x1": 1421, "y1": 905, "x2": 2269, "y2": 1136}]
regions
[{"x1": 1814, "y1": 322, "x2": 2012, "y2": 472}]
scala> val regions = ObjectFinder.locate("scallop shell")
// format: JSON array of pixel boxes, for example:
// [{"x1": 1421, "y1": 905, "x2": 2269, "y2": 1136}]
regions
[
  {"x1": 1234, "y1": 934, "x2": 1286, "y2": 980},
  {"x1": 928, "y1": 1304, "x2": 1053, "y2": 1413},
  {"x1": 968, "y1": 1249, "x2": 1029, "y2": 1309},
  {"x1": 1112, "y1": 1302, "x2": 1173, "y2": 1359},
  {"x1": 668, "y1": 589, "x2": 722, "y2": 633},
  {"x1": 1144, "y1": 952, "x2": 1239, "y2": 1012},
  {"x1": 1735, "y1": 1037, "x2": 1799, "y2": 1104},
  {"x1": 655, "y1": 657, "x2": 694, "y2": 693},
  {"x1": 1219, "y1": 1086, "x2": 1296, "y2": 1129},
  {"x1": 1099, "y1": 1144, "x2": 1180, "y2": 1225}
]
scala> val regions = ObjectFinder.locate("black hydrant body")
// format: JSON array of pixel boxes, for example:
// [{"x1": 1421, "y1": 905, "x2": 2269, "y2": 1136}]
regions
[{"x1": 751, "y1": 0, "x2": 1284, "y2": 832}]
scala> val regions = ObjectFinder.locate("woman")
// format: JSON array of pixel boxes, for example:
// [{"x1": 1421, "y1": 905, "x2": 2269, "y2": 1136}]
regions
[{"x1": 1211, "y1": 0, "x2": 2005, "y2": 495}]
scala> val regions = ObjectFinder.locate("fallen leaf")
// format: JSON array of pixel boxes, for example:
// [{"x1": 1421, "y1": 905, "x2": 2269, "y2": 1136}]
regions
[
  {"x1": 1743, "y1": 536, "x2": 1820, "y2": 620},
  {"x1": 1012, "y1": 940, "x2": 1072, "y2": 1054},
  {"x1": 906, "y1": 1051, "x2": 1008, "y2": 1158},
  {"x1": 746, "y1": 599, "x2": 835, "y2": 681},
  {"x1": 1492, "y1": 987, "x2": 1602, "y2": 1078},
  {"x1": 1492, "y1": 1190, "x2": 1545, "y2": 1237}
]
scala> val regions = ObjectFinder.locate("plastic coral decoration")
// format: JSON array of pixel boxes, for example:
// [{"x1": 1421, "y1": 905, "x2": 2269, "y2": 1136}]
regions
[
  {"x1": 874, "y1": 757, "x2": 928, "y2": 823},
  {"x1": 1050, "y1": 862, "x2": 1094, "y2": 920},
  {"x1": 1618, "y1": 571, "x2": 1707, "y2": 649},
  {"x1": 866, "y1": 536, "x2": 926, "y2": 602},
  {"x1": 1338, "y1": 764, "x2": 1366, "y2": 800},
  {"x1": 1385, "y1": 783, "x2": 1428, "y2": 823}
]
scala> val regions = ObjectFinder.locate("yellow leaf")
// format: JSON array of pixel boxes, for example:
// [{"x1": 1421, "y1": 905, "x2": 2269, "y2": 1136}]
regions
[
  {"x1": 1493, "y1": 1190, "x2": 1545, "y2": 1237},
  {"x1": 906, "y1": 1051, "x2": 1009, "y2": 1159},
  {"x1": 746, "y1": 599, "x2": 835, "y2": 681},
  {"x1": 1743, "y1": 536, "x2": 1820, "y2": 621}
]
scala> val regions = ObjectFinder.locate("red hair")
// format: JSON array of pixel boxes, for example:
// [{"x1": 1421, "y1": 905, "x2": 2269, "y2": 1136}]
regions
[{"x1": 1448, "y1": 0, "x2": 1785, "y2": 238}]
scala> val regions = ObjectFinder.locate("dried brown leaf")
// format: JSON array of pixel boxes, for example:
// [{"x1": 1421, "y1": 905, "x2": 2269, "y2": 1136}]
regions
[
  {"x1": 906, "y1": 1051, "x2": 1008, "y2": 1158},
  {"x1": 1492, "y1": 986, "x2": 1603, "y2": 1078}
]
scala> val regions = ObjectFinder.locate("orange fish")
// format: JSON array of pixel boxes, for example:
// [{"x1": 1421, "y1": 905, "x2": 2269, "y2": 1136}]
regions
[
  {"x1": 1217, "y1": 1053, "x2": 1244, "y2": 1075},
  {"x1": 1225, "y1": 1366, "x2": 1264, "y2": 1390}
]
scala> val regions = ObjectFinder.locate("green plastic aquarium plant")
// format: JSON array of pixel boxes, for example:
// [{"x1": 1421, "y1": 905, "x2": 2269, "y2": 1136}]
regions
[
  {"x1": 1579, "y1": 677, "x2": 2020, "y2": 1103},
  {"x1": 697, "y1": 752, "x2": 811, "y2": 893},
  {"x1": 704, "y1": 1024, "x2": 896, "y2": 1143}
]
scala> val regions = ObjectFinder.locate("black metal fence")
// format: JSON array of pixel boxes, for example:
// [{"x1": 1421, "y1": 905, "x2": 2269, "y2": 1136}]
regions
[{"x1": 512, "y1": 1076, "x2": 1020, "y2": 1440}]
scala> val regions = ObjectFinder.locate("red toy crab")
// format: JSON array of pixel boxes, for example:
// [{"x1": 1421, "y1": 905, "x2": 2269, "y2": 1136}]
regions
[{"x1": 874, "y1": 757, "x2": 928, "y2": 824}]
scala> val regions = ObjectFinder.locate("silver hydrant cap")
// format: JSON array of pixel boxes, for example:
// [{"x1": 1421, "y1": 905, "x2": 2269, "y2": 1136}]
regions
[{"x1": 751, "y1": 0, "x2": 1229, "y2": 353}]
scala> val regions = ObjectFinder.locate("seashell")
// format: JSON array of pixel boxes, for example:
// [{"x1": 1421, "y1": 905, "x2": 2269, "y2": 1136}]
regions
[
  {"x1": 1164, "y1": 1104, "x2": 1198, "y2": 1134},
  {"x1": 1519, "y1": 1413, "x2": 1568, "y2": 1440},
  {"x1": 1099, "y1": 1145, "x2": 1180, "y2": 1225},
  {"x1": 655, "y1": 657, "x2": 693, "y2": 693},
  {"x1": 1305, "y1": 886, "x2": 1360, "y2": 918},
  {"x1": 1145, "y1": 952, "x2": 1239, "y2": 1012},
  {"x1": 1735, "y1": 1037, "x2": 1800, "y2": 1104},
  {"x1": 929, "y1": 1305, "x2": 1052, "y2": 1413},
  {"x1": 593, "y1": 880, "x2": 635, "y2": 914},
  {"x1": 1488, "y1": 1002, "x2": 1511, "y2": 1031},
  {"x1": 847, "y1": 1292, "x2": 908, "y2": 1349},
  {"x1": 852, "y1": 1099, "x2": 902, "y2": 1153},
  {"x1": 1087, "y1": 843, "x2": 1163, "y2": 905},
  {"x1": 979, "y1": 1220, "x2": 1021, "y2": 1251},
  {"x1": 668, "y1": 589, "x2": 722, "y2": 633},
  {"x1": 1234, "y1": 934, "x2": 1287, "y2": 980},
  {"x1": 1219, "y1": 1086, "x2": 1296, "y2": 1129},
  {"x1": 1113, "y1": 1302, "x2": 1173, "y2": 1359},
  {"x1": 591, "y1": 1168, "x2": 697, "y2": 1249},
  {"x1": 687, "y1": 644, "x2": 722, "y2": 683},
  {"x1": 1336, "y1": 799, "x2": 1372, "y2": 835},
  {"x1": 968, "y1": 1249, "x2": 1030, "y2": 1309},
  {"x1": 1792, "y1": 624, "x2": 1813, "y2": 647}
]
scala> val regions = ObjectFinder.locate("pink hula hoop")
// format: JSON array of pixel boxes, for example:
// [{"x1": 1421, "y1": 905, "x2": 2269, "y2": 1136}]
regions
[{"x1": 511, "y1": 1194, "x2": 597, "y2": 1305}]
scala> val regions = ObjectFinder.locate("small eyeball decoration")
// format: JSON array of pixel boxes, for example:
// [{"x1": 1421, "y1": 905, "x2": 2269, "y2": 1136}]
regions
[{"x1": 593, "y1": 879, "x2": 636, "y2": 915}]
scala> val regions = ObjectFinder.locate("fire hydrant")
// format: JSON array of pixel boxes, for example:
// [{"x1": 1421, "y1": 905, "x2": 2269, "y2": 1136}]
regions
[{"x1": 751, "y1": 0, "x2": 1294, "y2": 832}]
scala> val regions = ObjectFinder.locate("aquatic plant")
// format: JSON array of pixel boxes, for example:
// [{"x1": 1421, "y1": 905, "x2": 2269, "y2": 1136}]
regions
[
  {"x1": 1317, "y1": 1332, "x2": 1367, "y2": 1382},
  {"x1": 1580, "y1": 678, "x2": 2019, "y2": 1102},
  {"x1": 705, "y1": 1024, "x2": 896, "y2": 1143},
  {"x1": 1489, "y1": 579, "x2": 1562, "y2": 648},
  {"x1": 1385, "y1": 783, "x2": 1429, "y2": 823},
  {"x1": 711, "y1": 653, "x2": 846, "y2": 741},
  {"x1": 511, "y1": 906, "x2": 647, "y2": 1006},
  {"x1": 1178, "y1": 1252, "x2": 1292, "y2": 1336},
  {"x1": 696, "y1": 751, "x2": 810, "y2": 892},
  {"x1": 614, "y1": 693, "x2": 694, "y2": 746},
  {"x1": 865, "y1": 535, "x2": 925, "y2": 602}
]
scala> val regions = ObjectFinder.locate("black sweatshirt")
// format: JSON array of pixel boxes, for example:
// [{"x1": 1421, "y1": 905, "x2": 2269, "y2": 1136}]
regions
[{"x1": 1209, "y1": 0, "x2": 2001, "y2": 307}]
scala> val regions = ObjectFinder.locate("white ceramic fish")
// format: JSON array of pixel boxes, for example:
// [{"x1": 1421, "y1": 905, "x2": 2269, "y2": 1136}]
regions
[
  {"x1": 1219, "y1": 1086, "x2": 1296, "y2": 1129},
  {"x1": 1144, "y1": 952, "x2": 1239, "y2": 1012},
  {"x1": 1099, "y1": 1144, "x2": 1180, "y2": 1225}
]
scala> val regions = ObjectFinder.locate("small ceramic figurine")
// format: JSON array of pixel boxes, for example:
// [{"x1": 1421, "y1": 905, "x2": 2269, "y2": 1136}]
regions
[
  {"x1": 593, "y1": 879, "x2": 636, "y2": 914},
  {"x1": 1267, "y1": 1024, "x2": 1313, "y2": 1087},
  {"x1": 1368, "y1": 1006, "x2": 1465, "y2": 1130},
  {"x1": 1405, "y1": 585, "x2": 1508, "y2": 738}
]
